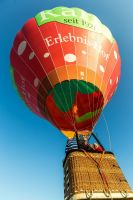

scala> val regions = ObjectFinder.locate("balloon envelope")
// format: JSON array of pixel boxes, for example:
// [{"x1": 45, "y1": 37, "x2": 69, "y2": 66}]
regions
[{"x1": 10, "y1": 7, "x2": 121, "y2": 138}]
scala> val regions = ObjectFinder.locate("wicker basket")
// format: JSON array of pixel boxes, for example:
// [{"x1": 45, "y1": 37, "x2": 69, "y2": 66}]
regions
[{"x1": 63, "y1": 150, "x2": 133, "y2": 200}]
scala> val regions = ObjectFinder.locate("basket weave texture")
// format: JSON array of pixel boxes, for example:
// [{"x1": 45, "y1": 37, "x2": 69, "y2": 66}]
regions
[{"x1": 63, "y1": 151, "x2": 133, "y2": 200}]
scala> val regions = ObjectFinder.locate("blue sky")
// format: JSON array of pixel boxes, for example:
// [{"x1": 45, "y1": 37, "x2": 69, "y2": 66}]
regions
[{"x1": 0, "y1": 0, "x2": 133, "y2": 200}]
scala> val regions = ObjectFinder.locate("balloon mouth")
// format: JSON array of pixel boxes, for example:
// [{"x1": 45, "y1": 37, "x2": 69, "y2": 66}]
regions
[{"x1": 37, "y1": 79, "x2": 104, "y2": 136}]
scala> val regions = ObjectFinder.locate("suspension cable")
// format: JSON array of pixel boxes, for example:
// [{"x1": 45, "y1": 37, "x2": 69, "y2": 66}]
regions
[{"x1": 102, "y1": 112, "x2": 112, "y2": 151}]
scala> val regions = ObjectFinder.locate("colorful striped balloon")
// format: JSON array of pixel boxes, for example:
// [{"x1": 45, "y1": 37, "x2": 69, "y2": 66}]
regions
[{"x1": 10, "y1": 7, "x2": 121, "y2": 138}]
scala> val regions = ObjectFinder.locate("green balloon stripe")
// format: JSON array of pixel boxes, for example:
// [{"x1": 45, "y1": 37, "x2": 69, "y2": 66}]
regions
[
  {"x1": 35, "y1": 7, "x2": 114, "y2": 43},
  {"x1": 75, "y1": 107, "x2": 102, "y2": 123}
]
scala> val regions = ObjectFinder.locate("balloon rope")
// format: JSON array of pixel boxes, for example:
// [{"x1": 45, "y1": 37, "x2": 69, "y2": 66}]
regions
[
  {"x1": 81, "y1": 150, "x2": 110, "y2": 194},
  {"x1": 102, "y1": 112, "x2": 112, "y2": 151}
]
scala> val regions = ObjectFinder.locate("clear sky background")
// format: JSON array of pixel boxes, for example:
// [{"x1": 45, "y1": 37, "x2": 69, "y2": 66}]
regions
[{"x1": 0, "y1": 0, "x2": 133, "y2": 200}]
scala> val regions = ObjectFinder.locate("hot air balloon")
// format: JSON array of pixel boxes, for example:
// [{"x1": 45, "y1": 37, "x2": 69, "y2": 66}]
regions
[
  {"x1": 10, "y1": 7, "x2": 133, "y2": 200},
  {"x1": 10, "y1": 7, "x2": 120, "y2": 139}
]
